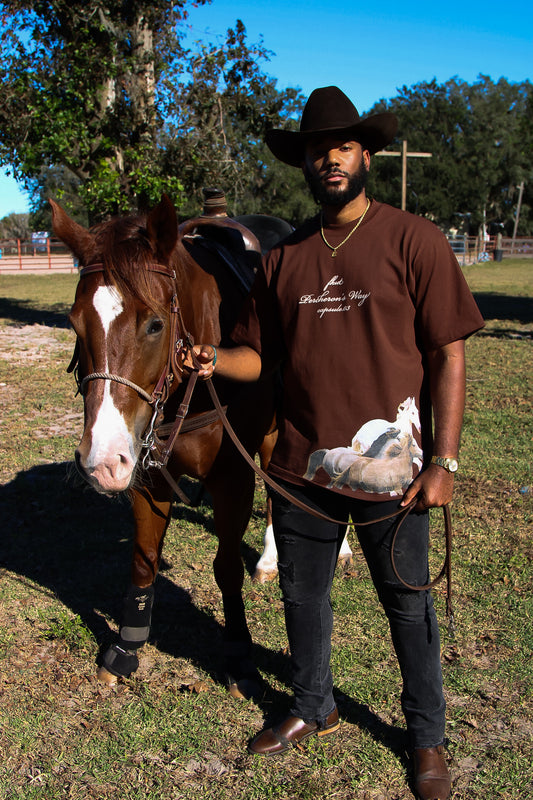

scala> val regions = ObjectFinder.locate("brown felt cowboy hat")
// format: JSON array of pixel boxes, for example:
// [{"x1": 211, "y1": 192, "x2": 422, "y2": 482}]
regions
[{"x1": 266, "y1": 86, "x2": 398, "y2": 166}]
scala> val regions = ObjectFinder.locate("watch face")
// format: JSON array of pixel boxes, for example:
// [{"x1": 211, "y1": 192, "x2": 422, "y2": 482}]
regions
[{"x1": 433, "y1": 456, "x2": 459, "y2": 472}]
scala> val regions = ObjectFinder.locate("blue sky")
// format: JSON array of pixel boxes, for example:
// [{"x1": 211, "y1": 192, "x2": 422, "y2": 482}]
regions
[{"x1": 1, "y1": 0, "x2": 531, "y2": 218}]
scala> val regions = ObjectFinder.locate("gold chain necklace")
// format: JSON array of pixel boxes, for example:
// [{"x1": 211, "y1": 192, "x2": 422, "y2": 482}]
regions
[{"x1": 320, "y1": 199, "x2": 371, "y2": 257}]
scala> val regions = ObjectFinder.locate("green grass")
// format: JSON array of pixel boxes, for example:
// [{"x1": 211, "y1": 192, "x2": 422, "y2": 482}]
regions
[
  {"x1": 0, "y1": 262, "x2": 531, "y2": 799},
  {"x1": 462, "y1": 258, "x2": 533, "y2": 295},
  {"x1": 0, "y1": 273, "x2": 78, "y2": 322}
]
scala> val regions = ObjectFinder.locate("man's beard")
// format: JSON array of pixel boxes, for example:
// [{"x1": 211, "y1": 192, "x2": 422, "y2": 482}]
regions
[{"x1": 305, "y1": 160, "x2": 369, "y2": 207}]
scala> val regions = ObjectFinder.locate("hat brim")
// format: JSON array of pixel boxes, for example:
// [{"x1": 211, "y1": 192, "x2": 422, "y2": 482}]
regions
[{"x1": 266, "y1": 113, "x2": 398, "y2": 167}]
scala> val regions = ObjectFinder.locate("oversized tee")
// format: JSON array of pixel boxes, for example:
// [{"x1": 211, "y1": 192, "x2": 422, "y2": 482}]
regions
[{"x1": 232, "y1": 200, "x2": 484, "y2": 502}]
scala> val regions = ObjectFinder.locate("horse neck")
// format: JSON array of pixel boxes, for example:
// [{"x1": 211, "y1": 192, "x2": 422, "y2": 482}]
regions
[
  {"x1": 395, "y1": 402, "x2": 416, "y2": 433},
  {"x1": 396, "y1": 416, "x2": 412, "y2": 434}
]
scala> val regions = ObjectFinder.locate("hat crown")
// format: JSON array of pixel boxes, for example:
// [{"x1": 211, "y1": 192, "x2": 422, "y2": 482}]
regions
[
  {"x1": 300, "y1": 86, "x2": 361, "y2": 133},
  {"x1": 265, "y1": 85, "x2": 398, "y2": 166}
]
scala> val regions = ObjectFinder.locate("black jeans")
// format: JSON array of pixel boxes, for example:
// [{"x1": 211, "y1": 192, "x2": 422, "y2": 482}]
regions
[{"x1": 271, "y1": 479, "x2": 446, "y2": 748}]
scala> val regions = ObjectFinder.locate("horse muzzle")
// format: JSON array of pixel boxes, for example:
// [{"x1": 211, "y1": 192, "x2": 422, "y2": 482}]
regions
[{"x1": 75, "y1": 437, "x2": 137, "y2": 494}]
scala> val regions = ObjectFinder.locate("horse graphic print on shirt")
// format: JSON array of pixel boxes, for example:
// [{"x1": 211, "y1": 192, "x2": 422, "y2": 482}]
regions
[{"x1": 303, "y1": 397, "x2": 423, "y2": 497}]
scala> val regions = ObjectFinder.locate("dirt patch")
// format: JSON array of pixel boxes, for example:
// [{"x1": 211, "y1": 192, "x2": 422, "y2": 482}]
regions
[
  {"x1": 0, "y1": 324, "x2": 81, "y2": 478},
  {"x1": 0, "y1": 323, "x2": 72, "y2": 364}
]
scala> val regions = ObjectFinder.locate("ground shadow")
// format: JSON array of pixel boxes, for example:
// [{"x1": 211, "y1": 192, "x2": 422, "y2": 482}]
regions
[
  {"x1": 0, "y1": 462, "x2": 284, "y2": 691},
  {"x1": 0, "y1": 297, "x2": 71, "y2": 328},
  {"x1": 334, "y1": 690, "x2": 408, "y2": 762},
  {"x1": 472, "y1": 291, "x2": 533, "y2": 333},
  {"x1": 0, "y1": 462, "x2": 409, "y2": 755}
]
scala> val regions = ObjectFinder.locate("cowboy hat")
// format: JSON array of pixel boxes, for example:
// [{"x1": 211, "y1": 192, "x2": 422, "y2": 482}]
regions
[{"x1": 266, "y1": 86, "x2": 398, "y2": 166}]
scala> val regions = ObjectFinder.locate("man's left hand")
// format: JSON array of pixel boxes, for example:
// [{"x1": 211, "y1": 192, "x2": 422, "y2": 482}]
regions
[{"x1": 400, "y1": 464, "x2": 455, "y2": 511}]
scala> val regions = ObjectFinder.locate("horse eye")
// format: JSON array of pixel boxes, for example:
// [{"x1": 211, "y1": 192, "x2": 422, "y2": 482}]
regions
[{"x1": 146, "y1": 318, "x2": 164, "y2": 336}]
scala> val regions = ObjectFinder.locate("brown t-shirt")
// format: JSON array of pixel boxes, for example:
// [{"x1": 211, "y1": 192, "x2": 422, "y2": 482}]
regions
[{"x1": 232, "y1": 200, "x2": 484, "y2": 501}]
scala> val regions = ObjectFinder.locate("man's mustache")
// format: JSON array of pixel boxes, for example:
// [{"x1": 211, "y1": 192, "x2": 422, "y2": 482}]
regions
[{"x1": 323, "y1": 169, "x2": 349, "y2": 178}]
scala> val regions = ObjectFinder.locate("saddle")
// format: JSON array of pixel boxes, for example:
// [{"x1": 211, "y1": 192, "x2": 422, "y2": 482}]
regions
[{"x1": 179, "y1": 188, "x2": 292, "y2": 295}]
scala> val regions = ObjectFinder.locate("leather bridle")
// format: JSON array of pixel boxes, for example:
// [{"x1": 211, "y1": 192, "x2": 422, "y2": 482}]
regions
[{"x1": 68, "y1": 261, "x2": 203, "y2": 471}]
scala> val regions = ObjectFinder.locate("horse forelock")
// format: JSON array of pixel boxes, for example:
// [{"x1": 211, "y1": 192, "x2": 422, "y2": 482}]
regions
[{"x1": 90, "y1": 214, "x2": 185, "y2": 315}]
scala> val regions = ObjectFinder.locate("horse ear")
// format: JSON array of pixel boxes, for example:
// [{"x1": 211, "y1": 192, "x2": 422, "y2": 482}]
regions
[
  {"x1": 49, "y1": 199, "x2": 95, "y2": 264},
  {"x1": 146, "y1": 195, "x2": 178, "y2": 262}
]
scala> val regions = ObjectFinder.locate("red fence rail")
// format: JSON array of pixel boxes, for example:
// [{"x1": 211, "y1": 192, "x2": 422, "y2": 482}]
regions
[{"x1": 0, "y1": 237, "x2": 77, "y2": 273}]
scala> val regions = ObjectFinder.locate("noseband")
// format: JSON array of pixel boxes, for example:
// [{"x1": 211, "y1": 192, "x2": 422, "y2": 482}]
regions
[{"x1": 69, "y1": 261, "x2": 201, "y2": 470}]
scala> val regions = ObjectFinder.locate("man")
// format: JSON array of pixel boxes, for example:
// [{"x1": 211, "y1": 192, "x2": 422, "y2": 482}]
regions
[{"x1": 191, "y1": 86, "x2": 484, "y2": 800}]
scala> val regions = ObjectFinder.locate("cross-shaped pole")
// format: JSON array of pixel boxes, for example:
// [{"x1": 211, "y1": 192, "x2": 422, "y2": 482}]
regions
[{"x1": 375, "y1": 140, "x2": 432, "y2": 211}]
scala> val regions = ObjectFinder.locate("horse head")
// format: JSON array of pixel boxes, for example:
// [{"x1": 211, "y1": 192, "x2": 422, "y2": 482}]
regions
[
  {"x1": 52, "y1": 197, "x2": 192, "y2": 494},
  {"x1": 396, "y1": 396, "x2": 421, "y2": 434}
]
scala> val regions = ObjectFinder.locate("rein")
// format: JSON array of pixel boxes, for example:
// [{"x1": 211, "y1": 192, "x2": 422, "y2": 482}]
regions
[
  {"x1": 69, "y1": 262, "x2": 454, "y2": 628},
  {"x1": 203, "y1": 376, "x2": 455, "y2": 630}
]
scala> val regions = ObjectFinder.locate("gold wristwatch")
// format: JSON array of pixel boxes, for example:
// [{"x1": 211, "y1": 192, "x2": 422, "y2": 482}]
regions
[{"x1": 431, "y1": 456, "x2": 459, "y2": 473}]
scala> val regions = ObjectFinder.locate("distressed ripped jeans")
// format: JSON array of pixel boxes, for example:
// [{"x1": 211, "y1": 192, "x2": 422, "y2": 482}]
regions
[{"x1": 271, "y1": 479, "x2": 446, "y2": 748}]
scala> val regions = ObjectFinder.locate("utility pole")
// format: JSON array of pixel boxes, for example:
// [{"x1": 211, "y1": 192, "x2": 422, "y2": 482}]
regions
[
  {"x1": 511, "y1": 180, "x2": 525, "y2": 254},
  {"x1": 375, "y1": 140, "x2": 432, "y2": 211}
]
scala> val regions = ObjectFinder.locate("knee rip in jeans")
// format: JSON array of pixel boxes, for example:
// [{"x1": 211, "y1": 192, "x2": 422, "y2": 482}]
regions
[{"x1": 277, "y1": 560, "x2": 295, "y2": 585}]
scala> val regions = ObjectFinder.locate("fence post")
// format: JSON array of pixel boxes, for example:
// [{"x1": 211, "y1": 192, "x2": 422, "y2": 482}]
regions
[{"x1": 17, "y1": 238, "x2": 22, "y2": 270}]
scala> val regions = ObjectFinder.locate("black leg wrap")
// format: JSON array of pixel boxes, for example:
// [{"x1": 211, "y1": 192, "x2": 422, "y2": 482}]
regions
[
  {"x1": 101, "y1": 585, "x2": 155, "y2": 679},
  {"x1": 102, "y1": 643, "x2": 139, "y2": 678},
  {"x1": 118, "y1": 584, "x2": 155, "y2": 651}
]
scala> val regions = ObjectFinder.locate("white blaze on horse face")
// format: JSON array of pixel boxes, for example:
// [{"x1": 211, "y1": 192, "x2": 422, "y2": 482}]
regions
[
  {"x1": 84, "y1": 285, "x2": 136, "y2": 492},
  {"x1": 93, "y1": 284, "x2": 124, "y2": 337}
]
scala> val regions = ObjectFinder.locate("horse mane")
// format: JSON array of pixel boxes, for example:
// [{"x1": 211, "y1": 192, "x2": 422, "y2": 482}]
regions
[{"x1": 90, "y1": 213, "x2": 192, "y2": 314}]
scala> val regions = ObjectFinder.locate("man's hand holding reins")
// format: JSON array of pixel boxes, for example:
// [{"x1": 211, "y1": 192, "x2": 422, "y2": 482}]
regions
[
  {"x1": 185, "y1": 344, "x2": 263, "y2": 382},
  {"x1": 401, "y1": 464, "x2": 455, "y2": 512},
  {"x1": 183, "y1": 344, "x2": 218, "y2": 378}
]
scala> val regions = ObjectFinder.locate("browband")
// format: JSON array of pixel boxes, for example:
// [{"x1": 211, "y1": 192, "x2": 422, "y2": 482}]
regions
[{"x1": 79, "y1": 262, "x2": 176, "y2": 280}]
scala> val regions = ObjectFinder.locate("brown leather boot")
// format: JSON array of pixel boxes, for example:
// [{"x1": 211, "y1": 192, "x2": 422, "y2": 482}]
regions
[
  {"x1": 413, "y1": 745, "x2": 451, "y2": 800},
  {"x1": 248, "y1": 707, "x2": 340, "y2": 756}
]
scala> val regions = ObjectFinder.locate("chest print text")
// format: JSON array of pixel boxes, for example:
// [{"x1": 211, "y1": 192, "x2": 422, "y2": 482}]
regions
[{"x1": 299, "y1": 276, "x2": 370, "y2": 318}]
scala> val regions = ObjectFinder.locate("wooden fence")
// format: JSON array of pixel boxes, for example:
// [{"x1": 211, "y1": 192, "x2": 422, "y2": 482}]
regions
[
  {"x1": 0, "y1": 237, "x2": 77, "y2": 273},
  {"x1": 446, "y1": 236, "x2": 533, "y2": 265}
]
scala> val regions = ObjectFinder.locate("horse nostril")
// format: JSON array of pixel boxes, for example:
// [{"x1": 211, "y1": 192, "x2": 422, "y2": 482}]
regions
[{"x1": 74, "y1": 449, "x2": 88, "y2": 476}]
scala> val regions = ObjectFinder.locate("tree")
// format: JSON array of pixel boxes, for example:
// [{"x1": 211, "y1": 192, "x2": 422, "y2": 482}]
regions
[
  {"x1": 158, "y1": 20, "x2": 313, "y2": 222},
  {"x1": 0, "y1": 1, "x2": 191, "y2": 220},
  {"x1": 25, "y1": 164, "x2": 88, "y2": 229},
  {"x1": 0, "y1": 211, "x2": 31, "y2": 239},
  {"x1": 367, "y1": 76, "x2": 533, "y2": 235},
  {"x1": 0, "y1": 2, "x2": 308, "y2": 225}
]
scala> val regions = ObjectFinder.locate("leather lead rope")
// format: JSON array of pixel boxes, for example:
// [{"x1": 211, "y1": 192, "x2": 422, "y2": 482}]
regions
[
  {"x1": 204, "y1": 377, "x2": 455, "y2": 632},
  {"x1": 156, "y1": 369, "x2": 200, "y2": 465}
]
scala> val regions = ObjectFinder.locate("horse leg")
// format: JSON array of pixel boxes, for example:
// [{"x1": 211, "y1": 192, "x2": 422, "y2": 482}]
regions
[
  {"x1": 338, "y1": 529, "x2": 353, "y2": 570},
  {"x1": 252, "y1": 428, "x2": 279, "y2": 583},
  {"x1": 208, "y1": 463, "x2": 262, "y2": 699},
  {"x1": 252, "y1": 493, "x2": 278, "y2": 583},
  {"x1": 98, "y1": 479, "x2": 173, "y2": 684},
  {"x1": 253, "y1": 503, "x2": 353, "y2": 580}
]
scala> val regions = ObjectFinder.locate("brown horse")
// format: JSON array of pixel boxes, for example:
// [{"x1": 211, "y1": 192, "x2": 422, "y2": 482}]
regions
[{"x1": 51, "y1": 195, "x2": 277, "y2": 694}]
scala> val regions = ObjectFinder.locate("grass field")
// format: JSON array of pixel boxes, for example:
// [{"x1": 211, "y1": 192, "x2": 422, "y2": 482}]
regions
[{"x1": 0, "y1": 261, "x2": 531, "y2": 799}]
